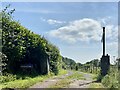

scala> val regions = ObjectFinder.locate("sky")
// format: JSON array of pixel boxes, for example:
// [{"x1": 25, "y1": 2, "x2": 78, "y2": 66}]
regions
[{"x1": 2, "y1": 2, "x2": 118, "y2": 64}]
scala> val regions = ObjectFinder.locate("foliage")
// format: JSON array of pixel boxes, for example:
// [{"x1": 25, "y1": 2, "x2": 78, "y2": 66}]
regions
[
  {"x1": 0, "y1": 52, "x2": 8, "y2": 74},
  {"x1": 89, "y1": 83, "x2": 104, "y2": 88},
  {"x1": 46, "y1": 42, "x2": 62, "y2": 75},
  {"x1": 62, "y1": 57, "x2": 76, "y2": 70},
  {"x1": 80, "y1": 59, "x2": 100, "y2": 74},
  {"x1": 1, "y1": 5, "x2": 61, "y2": 75},
  {"x1": 101, "y1": 66, "x2": 119, "y2": 88},
  {"x1": 0, "y1": 69, "x2": 67, "y2": 89},
  {"x1": 0, "y1": 74, "x2": 52, "y2": 89},
  {"x1": 0, "y1": 73, "x2": 17, "y2": 83}
]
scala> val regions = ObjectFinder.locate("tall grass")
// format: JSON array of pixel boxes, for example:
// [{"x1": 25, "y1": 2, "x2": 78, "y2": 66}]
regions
[
  {"x1": 0, "y1": 69, "x2": 67, "y2": 89},
  {"x1": 101, "y1": 66, "x2": 119, "y2": 88}
]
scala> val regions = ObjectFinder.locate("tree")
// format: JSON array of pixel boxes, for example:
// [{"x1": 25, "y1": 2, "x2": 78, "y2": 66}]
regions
[{"x1": 1, "y1": 5, "x2": 62, "y2": 75}]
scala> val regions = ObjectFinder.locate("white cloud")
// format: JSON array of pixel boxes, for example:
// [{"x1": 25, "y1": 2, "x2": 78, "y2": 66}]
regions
[
  {"x1": 40, "y1": 18, "x2": 66, "y2": 25},
  {"x1": 48, "y1": 18, "x2": 118, "y2": 44},
  {"x1": 47, "y1": 19, "x2": 66, "y2": 25},
  {"x1": 48, "y1": 18, "x2": 103, "y2": 43}
]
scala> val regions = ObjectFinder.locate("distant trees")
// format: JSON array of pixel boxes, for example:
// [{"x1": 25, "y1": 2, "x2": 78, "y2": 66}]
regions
[
  {"x1": 62, "y1": 57, "x2": 77, "y2": 70},
  {"x1": 80, "y1": 59, "x2": 100, "y2": 74}
]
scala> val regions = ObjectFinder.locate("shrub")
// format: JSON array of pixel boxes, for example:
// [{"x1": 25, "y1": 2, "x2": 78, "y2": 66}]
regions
[
  {"x1": 1, "y1": 5, "x2": 62, "y2": 75},
  {"x1": 0, "y1": 52, "x2": 8, "y2": 75},
  {"x1": 0, "y1": 73, "x2": 17, "y2": 83},
  {"x1": 101, "y1": 66, "x2": 118, "y2": 88}
]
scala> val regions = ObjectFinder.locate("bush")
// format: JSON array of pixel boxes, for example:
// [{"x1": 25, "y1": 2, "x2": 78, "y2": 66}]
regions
[
  {"x1": 102, "y1": 74, "x2": 118, "y2": 88},
  {"x1": 101, "y1": 66, "x2": 118, "y2": 88},
  {"x1": 1, "y1": 5, "x2": 62, "y2": 75},
  {"x1": 0, "y1": 73, "x2": 17, "y2": 83},
  {"x1": 0, "y1": 52, "x2": 8, "y2": 74},
  {"x1": 96, "y1": 73, "x2": 103, "y2": 82}
]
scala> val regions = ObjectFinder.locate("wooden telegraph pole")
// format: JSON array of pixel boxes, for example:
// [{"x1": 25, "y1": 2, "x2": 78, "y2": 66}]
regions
[
  {"x1": 103, "y1": 27, "x2": 105, "y2": 56},
  {"x1": 100, "y1": 27, "x2": 110, "y2": 76}
]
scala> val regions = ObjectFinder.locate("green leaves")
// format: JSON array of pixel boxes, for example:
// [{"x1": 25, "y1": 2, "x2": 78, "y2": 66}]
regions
[
  {"x1": 1, "y1": 7, "x2": 62, "y2": 75},
  {"x1": 0, "y1": 52, "x2": 8, "y2": 74}
]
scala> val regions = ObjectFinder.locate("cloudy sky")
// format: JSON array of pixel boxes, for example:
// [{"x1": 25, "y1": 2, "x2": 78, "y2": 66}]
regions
[{"x1": 2, "y1": 2, "x2": 118, "y2": 64}]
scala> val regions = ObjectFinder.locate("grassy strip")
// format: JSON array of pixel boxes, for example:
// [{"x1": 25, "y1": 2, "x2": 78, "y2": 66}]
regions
[
  {"x1": 89, "y1": 83, "x2": 104, "y2": 88},
  {"x1": 80, "y1": 72, "x2": 98, "y2": 80},
  {"x1": 81, "y1": 72, "x2": 104, "y2": 88},
  {"x1": 0, "y1": 75, "x2": 51, "y2": 89},
  {"x1": 0, "y1": 70, "x2": 67, "y2": 89},
  {"x1": 49, "y1": 79, "x2": 71, "y2": 88},
  {"x1": 50, "y1": 71, "x2": 85, "y2": 88},
  {"x1": 67, "y1": 71, "x2": 86, "y2": 80}
]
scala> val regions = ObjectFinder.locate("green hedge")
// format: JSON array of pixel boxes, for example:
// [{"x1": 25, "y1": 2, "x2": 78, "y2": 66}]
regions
[{"x1": 1, "y1": 5, "x2": 62, "y2": 75}]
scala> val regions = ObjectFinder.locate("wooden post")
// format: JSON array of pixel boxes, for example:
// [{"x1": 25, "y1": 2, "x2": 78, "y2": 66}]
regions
[
  {"x1": 103, "y1": 27, "x2": 105, "y2": 56},
  {"x1": 100, "y1": 27, "x2": 110, "y2": 77}
]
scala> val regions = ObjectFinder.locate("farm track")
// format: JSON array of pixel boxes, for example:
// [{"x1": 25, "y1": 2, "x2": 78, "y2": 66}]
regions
[
  {"x1": 28, "y1": 71, "x2": 73, "y2": 89},
  {"x1": 68, "y1": 72, "x2": 95, "y2": 88},
  {"x1": 28, "y1": 71, "x2": 98, "y2": 89}
]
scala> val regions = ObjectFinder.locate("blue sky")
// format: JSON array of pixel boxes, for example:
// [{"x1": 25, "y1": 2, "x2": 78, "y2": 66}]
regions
[{"x1": 2, "y1": 2, "x2": 118, "y2": 64}]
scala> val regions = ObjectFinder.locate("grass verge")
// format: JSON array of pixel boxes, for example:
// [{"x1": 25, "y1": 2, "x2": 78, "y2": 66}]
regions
[
  {"x1": 89, "y1": 82, "x2": 104, "y2": 88},
  {"x1": 0, "y1": 70, "x2": 67, "y2": 89}
]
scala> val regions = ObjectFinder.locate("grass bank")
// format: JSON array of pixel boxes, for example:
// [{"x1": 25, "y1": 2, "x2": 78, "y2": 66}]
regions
[
  {"x1": 0, "y1": 69, "x2": 67, "y2": 89},
  {"x1": 89, "y1": 83, "x2": 104, "y2": 88}
]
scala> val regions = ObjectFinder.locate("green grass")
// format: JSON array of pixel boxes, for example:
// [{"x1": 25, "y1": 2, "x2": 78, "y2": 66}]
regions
[
  {"x1": 0, "y1": 74, "x2": 52, "y2": 89},
  {"x1": 81, "y1": 71, "x2": 98, "y2": 78},
  {"x1": 49, "y1": 79, "x2": 71, "y2": 88},
  {"x1": 101, "y1": 67, "x2": 119, "y2": 88},
  {"x1": 58, "y1": 69, "x2": 67, "y2": 75},
  {"x1": 49, "y1": 71, "x2": 85, "y2": 88},
  {"x1": 67, "y1": 71, "x2": 85, "y2": 80},
  {"x1": 49, "y1": 71, "x2": 101, "y2": 88},
  {"x1": 89, "y1": 83, "x2": 104, "y2": 88},
  {"x1": 0, "y1": 70, "x2": 67, "y2": 89}
]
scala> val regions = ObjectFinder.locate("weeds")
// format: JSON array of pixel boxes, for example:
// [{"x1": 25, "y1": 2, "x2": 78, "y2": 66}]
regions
[
  {"x1": 101, "y1": 66, "x2": 119, "y2": 88},
  {"x1": 0, "y1": 70, "x2": 67, "y2": 89}
]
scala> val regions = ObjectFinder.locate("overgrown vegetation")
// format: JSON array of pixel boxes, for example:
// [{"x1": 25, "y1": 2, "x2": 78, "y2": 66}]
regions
[
  {"x1": 1, "y1": 5, "x2": 62, "y2": 75},
  {"x1": 89, "y1": 83, "x2": 104, "y2": 88},
  {"x1": 0, "y1": 74, "x2": 52, "y2": 89},
  {"x1": 62, "y1": 57, "x2": 77, "y2": 70},
  {"x1": 0, "y1": 5, "x2": 76, "y2": 89},
  {"x1": 0, "y1": 52, "x2": 8, "y2": 74},
  {"x1": 101, "y1": 62, "x2": 119, "y2": 88},
  {"x1": 79, "y1": 59, "x2": 100, "y2": 74},
  {"x1": 0, "y1": 69, "x2": 67, "y2": 89},
  {"x1": 96, "y1": 58, "x2": 119, "y2": 89}
]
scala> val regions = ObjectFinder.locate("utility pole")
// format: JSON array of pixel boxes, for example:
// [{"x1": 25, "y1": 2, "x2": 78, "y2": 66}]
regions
[
  {"x1": 100, "y1": 27, "x2": 110, "y2": 77},
  {"x1": 103, "y1": 27, "x2": 105, "y2": 56}
]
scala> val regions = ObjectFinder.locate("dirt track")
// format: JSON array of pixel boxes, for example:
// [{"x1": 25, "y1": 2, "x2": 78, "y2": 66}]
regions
[
  {"x1": 28, "y1": 71, "x2": 96, "y2": 89},
  {"x1": 28, "y1": 71, "x2": 73, "y2": 89},
  {"x1": 68, "y1": 72, "x2": 95, "y2": 88}
]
